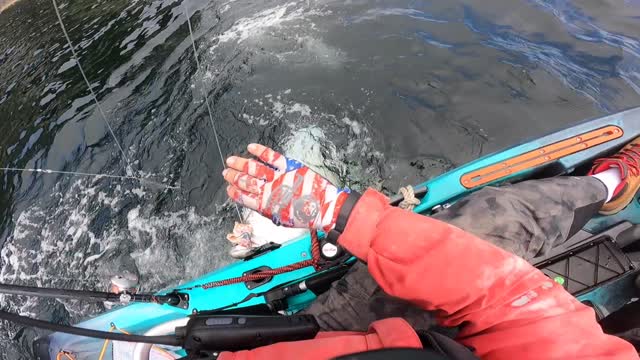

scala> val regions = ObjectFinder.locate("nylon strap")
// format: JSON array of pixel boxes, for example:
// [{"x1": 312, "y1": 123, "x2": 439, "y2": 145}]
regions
[{"x1": 326, "y1": 192, "x2": 361, "y2": 245}]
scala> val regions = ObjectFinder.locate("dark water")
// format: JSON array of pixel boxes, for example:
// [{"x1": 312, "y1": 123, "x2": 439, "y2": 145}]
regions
[{"x1": 0, "y1": 0, "x2": 639, "y2": 358}]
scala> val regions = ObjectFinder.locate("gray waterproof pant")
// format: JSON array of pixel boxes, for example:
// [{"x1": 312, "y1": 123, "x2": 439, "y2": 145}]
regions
[{"x1": 303, "y1": 176, "x2": 608, "y2": 331}]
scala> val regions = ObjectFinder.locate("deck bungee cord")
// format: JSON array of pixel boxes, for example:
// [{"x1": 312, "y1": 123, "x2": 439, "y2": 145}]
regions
[{"x1": 176, "y1": 230, "x2": 323, "y2": 292}]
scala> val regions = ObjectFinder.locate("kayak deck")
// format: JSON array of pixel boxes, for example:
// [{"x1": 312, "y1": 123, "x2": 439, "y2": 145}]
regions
[{"x1": 40, "y1": 107, "x2": 640, "y2": 359}]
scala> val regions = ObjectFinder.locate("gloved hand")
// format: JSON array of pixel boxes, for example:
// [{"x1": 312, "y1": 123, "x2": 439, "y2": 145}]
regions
[{"x1": 223, "y1": 144, "x2": 350, "y2": 232}]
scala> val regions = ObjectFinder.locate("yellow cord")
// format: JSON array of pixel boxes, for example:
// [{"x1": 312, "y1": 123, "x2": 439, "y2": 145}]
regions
[
  {"x1": 96, "y1": 323, "x2": 174, "y2": 360},
  {"x1": 97, "y1": 325, "x2": 116, "y2": 360}
]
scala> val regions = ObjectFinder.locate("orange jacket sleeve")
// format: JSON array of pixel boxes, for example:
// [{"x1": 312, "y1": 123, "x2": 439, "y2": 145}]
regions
[
  {"x1": 219, "y1": 189, "x2": 637, "y2": 360},
  {"x1": 218, "y1": 318, "x2": 422, "y2": 360},
  {"x1": 338, "y1": 189, "x2": 637, "y2": 359}
]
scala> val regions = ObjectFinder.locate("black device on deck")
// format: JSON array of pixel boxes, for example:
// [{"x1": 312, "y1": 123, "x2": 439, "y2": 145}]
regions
[{"x1": 176, "y1": 314, "x2": 319, "y2": 353}]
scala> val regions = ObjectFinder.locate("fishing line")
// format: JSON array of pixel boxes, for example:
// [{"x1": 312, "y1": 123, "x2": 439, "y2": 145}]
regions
[
  {"x1": 51, "y1": 0, "x2": 131, "y2": 174},
  {"x1": 183, "y1": 1, "x2": 243, "y2": 221},
  {"x1": 0, "y1": 309, "x2": 182, "y2": 345},
  {"x1": 0, "y1": 167, "x2": 179, "y2": 190}
]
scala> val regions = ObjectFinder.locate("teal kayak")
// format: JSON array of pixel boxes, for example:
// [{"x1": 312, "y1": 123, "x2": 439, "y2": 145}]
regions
[{"x1": 37, "y1": 107, "x2": 640, "y2": 359}]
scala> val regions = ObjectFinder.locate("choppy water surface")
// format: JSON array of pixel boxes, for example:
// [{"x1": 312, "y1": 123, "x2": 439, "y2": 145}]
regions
[{"x1": 0, "y1": 0, "x2": 639, "y2": 358}]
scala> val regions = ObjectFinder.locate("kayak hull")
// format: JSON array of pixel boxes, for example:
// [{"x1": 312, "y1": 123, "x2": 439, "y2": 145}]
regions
[{"x1": 40, "y1": 107, "x2": 640, "y2": 359}]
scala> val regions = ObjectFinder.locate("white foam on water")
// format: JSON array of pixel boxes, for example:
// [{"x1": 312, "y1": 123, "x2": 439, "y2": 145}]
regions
[
  {"x1": 220, "y1": 4, "x2": 232, "y2": 14},
  {"x1": 242, "y1": 96, "x2": 317, "y2": 126},
  {"x1": 126, "y1": 206, "x2": 232, "y2": 286},
  {"x1": 0, "y1": 173, "x2": 243, "y2": 320},
  {"x1": 210, "y1": 1, "x2": 333, "y2": 56},
  {"x1": 0, "y1": 179, "x2": 134, "y2": 319},
  {"x1": 271, "y1": 100, "x2": 312, "y2": 118},
  {"x1": 286, "y1": 103, "x2": 312, "y2": 116},
  {"x1": 239, "y1": 92, "x2": 382, "y2": 182},
  {"x1": 341, "y1": 116, "x2": 362, "y2": 136},
  {"x1": 234, "y1": 94, "x2": 384, "y2": 250},
  {"x1": 213, "y1": 2, "x2": 305, "y2": 50},
  {"x1": 282, "y1": 125, "x2": 339, "y2": 183},
  {"x1": 274, "y1": 35, "x2": 347, "y2": 68},
  {"x1": 349, "y1": 8, "x2": 447, "y2": 24}
]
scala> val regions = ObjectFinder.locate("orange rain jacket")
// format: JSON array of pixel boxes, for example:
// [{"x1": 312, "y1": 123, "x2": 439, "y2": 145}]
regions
[{"x1": 221, "y1": 189, "x2": 637, "y2": 360}]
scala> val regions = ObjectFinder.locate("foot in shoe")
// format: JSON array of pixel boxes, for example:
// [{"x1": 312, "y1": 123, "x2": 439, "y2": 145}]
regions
[{"x1": 589, "y1": 137, "x2": 640, "y2": 215}]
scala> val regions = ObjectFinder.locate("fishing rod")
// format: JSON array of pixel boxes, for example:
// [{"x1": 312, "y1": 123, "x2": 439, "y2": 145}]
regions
[
  {"x1": 0, "y1": 276, "x2": 326, "y2": 354},
  {"x1": 0, "y1": 310, "x2": 182, "y2": 346},
  {"x1": 4, "y1": 308, "x2": 319, "y2": 353},
  {"x1": 0, "y1": 281, "x2": 191, "y2": 346},
  {"x1": 0, "y1": 282, "x2": 184, "y2": 306}
]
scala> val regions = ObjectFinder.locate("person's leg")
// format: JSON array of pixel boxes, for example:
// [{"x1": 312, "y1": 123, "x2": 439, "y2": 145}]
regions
[
  {"x1": 307, "y1": 137, "x2": 640, "y2": 332},
  {"x1": 433, "y1": 176, "x2": 607, "y2": 260},
  {"x1": 304, "y1": 176, "x2": 607, "y2": 331},
  {"x1": 304, "y1": 261, "x2": 436, "y2": 331}
]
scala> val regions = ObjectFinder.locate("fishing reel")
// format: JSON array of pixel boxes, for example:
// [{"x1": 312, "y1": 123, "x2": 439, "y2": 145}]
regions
[{"x1": 104, "y1": 273, "x2": 140, "y2": 309}]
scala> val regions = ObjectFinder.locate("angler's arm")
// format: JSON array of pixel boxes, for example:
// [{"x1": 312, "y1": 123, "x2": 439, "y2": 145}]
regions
[{"x1": 338, "y1": 189, "x2": 637, "y2": 359}]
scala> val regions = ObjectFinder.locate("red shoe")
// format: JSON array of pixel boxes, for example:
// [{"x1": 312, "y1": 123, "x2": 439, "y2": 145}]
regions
[{"x1": 589, "y1": 137, "x2": 640, "y2": 215}]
